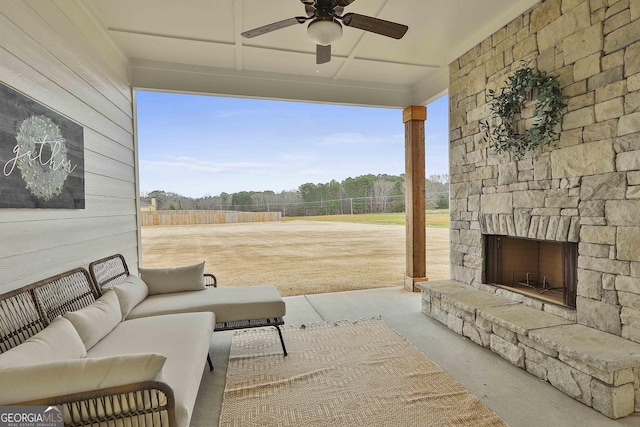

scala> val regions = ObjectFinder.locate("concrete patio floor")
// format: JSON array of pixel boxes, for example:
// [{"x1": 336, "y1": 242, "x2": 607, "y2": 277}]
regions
[{"x1": 191, "y1": 287, "x2": 638, "y2": 427}]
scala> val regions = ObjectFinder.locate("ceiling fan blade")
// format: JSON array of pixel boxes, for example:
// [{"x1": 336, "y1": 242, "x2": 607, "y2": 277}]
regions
[
  {"x1": 317, "y1": 44, "x2": 331, "y2": 64},
  {"x1": 241, "y1": 17, "x2": 307, "y2": 38},
  {"x1": 341, "y1": 13, "x2": 408, "y2": 39},
  {"x1": 335, "y1": 0, "x2": 357, "y2": 6}
]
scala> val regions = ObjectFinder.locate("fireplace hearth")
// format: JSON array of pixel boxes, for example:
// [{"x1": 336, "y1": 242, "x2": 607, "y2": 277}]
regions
[{"x1": 485, "y1": 235, "x2": 577, "y2": 308}]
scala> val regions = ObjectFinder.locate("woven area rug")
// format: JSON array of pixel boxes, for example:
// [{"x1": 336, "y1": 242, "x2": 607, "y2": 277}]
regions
[{"x1": 219, "y1": 318, "x2": 507, "y2": 427}]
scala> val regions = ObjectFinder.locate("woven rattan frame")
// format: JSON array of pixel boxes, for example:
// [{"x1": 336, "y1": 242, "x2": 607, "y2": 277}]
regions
[
  {"x1": 33, "y1": 268, "x2": 100, "y2": 324},
  {"x1": 0, "y1": 285, "x2": 46, "y2": 353},
  {"x1": 89, "y1": 254, "x2": 130, "y2": 290},
  {"x1": 20, "y1": 381, "x2": 177, "y2": 427},
  {"x1": 0, "y1": 268, "x2": 99, "y2": 352}
]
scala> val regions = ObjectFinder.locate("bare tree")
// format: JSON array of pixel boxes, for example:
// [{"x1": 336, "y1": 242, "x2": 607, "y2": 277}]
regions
[{"x1": 371, "y1": 178, "x2": 395, "y2": 212}]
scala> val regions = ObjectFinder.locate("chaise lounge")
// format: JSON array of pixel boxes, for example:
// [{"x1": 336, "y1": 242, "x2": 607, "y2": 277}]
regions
[{"x1": 89, "y1": 254, "x2": 287, "y2": 356}]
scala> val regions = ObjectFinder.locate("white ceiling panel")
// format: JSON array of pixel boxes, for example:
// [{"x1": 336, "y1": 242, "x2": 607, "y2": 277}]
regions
[
  {"x1": 242, "y1": 46, "x2": 345, "y2": 77},
  {"x1": 89, "y1": 0, "x2": 237, "y2": 42},
  {"x1": 110, "y1": 32, "x2": 237, "y2": 70},
  {"x1": 85, "y1": 0, "x2": 542, "y2": 107}
]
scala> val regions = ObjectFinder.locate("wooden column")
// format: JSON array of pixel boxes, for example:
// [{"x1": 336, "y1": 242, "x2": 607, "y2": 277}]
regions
[{"x1": 403, "y1": 106, "x2": 427, "y2": 292}]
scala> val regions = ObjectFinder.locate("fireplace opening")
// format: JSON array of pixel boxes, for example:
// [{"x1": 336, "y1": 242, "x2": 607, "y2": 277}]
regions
[{"x1": 485, "y1": 235, "x2": 577, "y2": 308}]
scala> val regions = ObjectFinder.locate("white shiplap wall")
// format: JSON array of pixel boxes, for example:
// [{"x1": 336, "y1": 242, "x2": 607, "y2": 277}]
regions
[{"x1": 0, "y1": 0, "x2": 138, "y2": 292}]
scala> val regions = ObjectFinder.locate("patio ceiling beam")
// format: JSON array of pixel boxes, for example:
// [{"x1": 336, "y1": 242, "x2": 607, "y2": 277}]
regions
[
  {"x1": 411, "y1": 66, "x2": 449, "y2": 106},
  {"x1": 130, "y1": 59, "x2": 415, "y2": 108}
]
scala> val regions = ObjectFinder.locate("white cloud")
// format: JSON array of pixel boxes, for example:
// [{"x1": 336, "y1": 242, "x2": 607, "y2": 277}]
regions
[
  {"x1": 278, "y1": 151, "x2": 318, "y2": 162},
  {"x1": 140, "y1": 157, "x2": 274, "y2": 174}
]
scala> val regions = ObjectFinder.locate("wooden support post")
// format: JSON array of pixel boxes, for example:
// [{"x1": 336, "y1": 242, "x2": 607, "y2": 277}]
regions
[{"x1": 403, "y1": 106, "x2": 427, "y2": 292}]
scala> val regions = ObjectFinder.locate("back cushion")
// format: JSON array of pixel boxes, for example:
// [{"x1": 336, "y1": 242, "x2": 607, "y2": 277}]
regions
[
  {"x1": 64, "y1": 289, "x2": 122, "y2": 350},
  {"x1": 0, "y1": 317, "x2": 86, "y2": 369},
  {"x1": 113, "y1": 275, "x2": 149, "y2": 320},
  {"x1": 0, "y1": 353, "x2": 167, "y2": 405},
  {"x1": 139, "y1": 261, "x2": 205, "y2": 295}
]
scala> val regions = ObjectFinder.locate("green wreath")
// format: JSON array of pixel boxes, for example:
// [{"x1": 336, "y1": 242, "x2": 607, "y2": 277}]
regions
[
  {"x1": 15, "y1": 115, "x2": 71, "y2": 201},
  {"x1": 480, "y1": 61, "x2": 567, "y2": 160}
]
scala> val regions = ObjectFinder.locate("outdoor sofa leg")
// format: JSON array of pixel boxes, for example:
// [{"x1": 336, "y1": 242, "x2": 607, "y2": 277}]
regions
[
  {"x1": 207, "y1": 354, "x2": 214, "y2": 371},
  {"x1": 275, "y1": 325, "x2": 288, "y2": 356}
]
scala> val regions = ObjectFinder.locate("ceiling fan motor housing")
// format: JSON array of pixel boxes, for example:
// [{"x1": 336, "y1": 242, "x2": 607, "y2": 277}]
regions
[{"x1": 307, "y1": 18, "x2": 343, "y2": 46}]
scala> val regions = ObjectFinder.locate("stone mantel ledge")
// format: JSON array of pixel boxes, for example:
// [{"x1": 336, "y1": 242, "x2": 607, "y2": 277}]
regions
[
  {"x1": 529, "y1": 324, "x2": 640, "y2": 372},
  {"x1": 477, "y1": 304, "x2": 574, "y2": 336},
  {"x1": 441, "y1": 290, "x2": 518, "y2": 320},
  {"x1": 416, "y1": 280, "x2": 468, "y2": 297}
]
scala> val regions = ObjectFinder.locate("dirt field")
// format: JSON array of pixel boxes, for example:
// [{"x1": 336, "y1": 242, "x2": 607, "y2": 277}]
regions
[{"x1": 141, "y1": 220, "x2": 450, "y2": 297}]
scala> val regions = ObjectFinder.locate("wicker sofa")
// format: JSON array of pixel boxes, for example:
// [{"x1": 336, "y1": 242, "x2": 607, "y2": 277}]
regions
[
  {"x1": 0, "y1": 267, "x2": 214, "y2": 427},
  {"x1": 0, "y1": 255, "x2": 287, "y2": 427}
]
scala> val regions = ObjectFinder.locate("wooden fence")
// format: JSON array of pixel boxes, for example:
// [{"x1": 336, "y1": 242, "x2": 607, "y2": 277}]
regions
[{"x1": 140, "y1": 210, "x2": 281, "y2": 226}]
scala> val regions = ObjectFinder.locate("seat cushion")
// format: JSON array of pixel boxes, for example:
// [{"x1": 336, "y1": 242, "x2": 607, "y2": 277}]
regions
[
  {"x1": 87, "y1": 312, "x2": 215, "y2": 427},
  {"x1": 126, "y1": 285, "x2": 285, "y2": 324}
]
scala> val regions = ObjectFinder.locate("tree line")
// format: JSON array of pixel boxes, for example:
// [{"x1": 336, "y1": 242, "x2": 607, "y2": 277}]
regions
[{"x1": 141, "y1": 173, "x2": 449, "y2": 216}]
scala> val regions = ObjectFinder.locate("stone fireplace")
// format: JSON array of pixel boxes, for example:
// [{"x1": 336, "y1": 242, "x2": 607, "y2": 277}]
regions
[
  {"x1": 419, "y1": 0, "x2": 640, "y2": 417},
  {"x1": 448, "y1": 0, "x2": 640, "y2": 343}
]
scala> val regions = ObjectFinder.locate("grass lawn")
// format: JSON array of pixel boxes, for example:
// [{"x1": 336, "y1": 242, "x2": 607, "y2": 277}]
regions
[{"x1": 283, "y1": 210, "x2": 450, "y2": 227}]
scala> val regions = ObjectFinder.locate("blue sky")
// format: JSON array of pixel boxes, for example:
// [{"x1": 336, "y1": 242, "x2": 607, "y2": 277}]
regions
[{"x1": 136, "y1": 92, "x2": 449, "y2": 198}]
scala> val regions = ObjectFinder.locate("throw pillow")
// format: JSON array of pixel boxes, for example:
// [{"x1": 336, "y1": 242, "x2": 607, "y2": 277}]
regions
[
  {"x1": 0, "y1": 317, "x2": 86, "y2": 369},
  {"x1": 139, "y1": 261, "x2": 205, "y2": 295},
  {"x1": 113, "y1": 275, "x2": 148, "y2": 320},
  {"x1": 64, "y1": 289, "x2": 122, "y2": 350},
  {"x1": 0, "y1": 353, "x2": 167, "y2": 405}
]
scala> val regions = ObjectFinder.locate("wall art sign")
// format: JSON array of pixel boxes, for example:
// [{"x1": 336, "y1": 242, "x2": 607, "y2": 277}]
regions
[{"x1": 0, "y1": 82, "x2": 84, "y2": 209}]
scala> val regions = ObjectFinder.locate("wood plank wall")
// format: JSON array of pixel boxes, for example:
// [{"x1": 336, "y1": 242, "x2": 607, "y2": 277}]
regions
[
  {"x1": 140, "y1": 211, "x2": 282, "y2": 227},
  {"x1": 0, "y1": 1, "x2": 137, "y2": 292}
]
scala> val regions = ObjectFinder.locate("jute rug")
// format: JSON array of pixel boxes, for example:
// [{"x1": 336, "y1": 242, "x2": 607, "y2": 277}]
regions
[{"x1": 219, "y1": 318, "x2": 507, "y2": 427}]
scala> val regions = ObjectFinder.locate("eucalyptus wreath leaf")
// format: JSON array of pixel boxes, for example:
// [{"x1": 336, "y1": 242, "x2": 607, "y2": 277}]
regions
[{"x1": 481, "y1": 61, "x2": 567, "y2": 159}]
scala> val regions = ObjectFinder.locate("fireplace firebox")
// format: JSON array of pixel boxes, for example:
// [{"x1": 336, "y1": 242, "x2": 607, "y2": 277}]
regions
[{"x1": 485, "y1": 235, "x2": 577, "y2": 308}]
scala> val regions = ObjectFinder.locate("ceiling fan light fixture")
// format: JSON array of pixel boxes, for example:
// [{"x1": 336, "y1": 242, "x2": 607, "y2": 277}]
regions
[{"x1": 307, "y1": 19, "x2": 343, "y2": 46}]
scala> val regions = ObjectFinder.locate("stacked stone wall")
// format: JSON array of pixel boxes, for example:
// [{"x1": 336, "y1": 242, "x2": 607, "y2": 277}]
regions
[{"x1": 449, "y1": 0, "x2": 640, "y2": 343}]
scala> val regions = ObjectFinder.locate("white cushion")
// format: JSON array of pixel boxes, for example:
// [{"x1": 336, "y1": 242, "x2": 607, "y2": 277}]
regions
[
  {"x1": 113, "y1": 275, "x2": 148, "y2": 320},
  {"x1": 87, "y1": 312, "x2": 215, "y2": 427},
  {"x1": 127, "y1": 285, "x2": 285, "y2": 323},
  {"x1": 64, "y1": 289, "x2": 122, "y2": 350},
  {"x1": 139, "y1": 262, "x2": 205, "y2": 295},
  {"x1": 0, "y1": 353, "x2": 166, "y2": 405},
  {"x1": 0, "y1": 317, "x2": 86, "y2": 369}
]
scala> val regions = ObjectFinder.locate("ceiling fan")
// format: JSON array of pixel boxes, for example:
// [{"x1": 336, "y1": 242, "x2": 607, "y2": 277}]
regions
[{"x1": 241, "y1": 0, "x2": 409, "y2": 65}]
